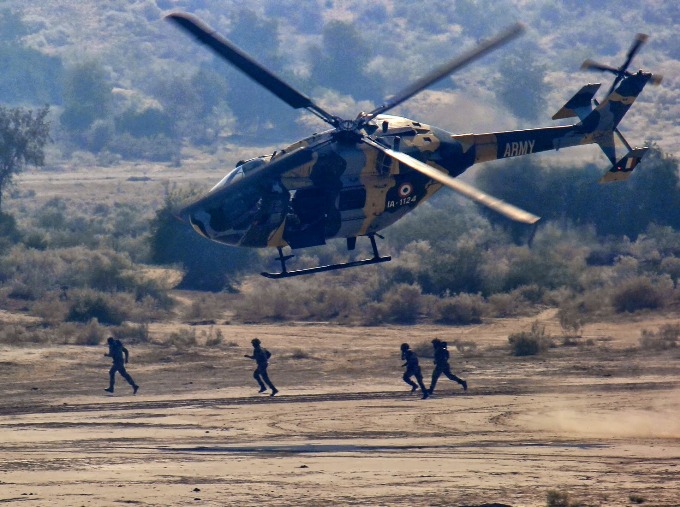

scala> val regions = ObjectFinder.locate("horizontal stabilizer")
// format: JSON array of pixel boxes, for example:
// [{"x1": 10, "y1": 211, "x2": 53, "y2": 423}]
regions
[
  {"x1": 552, "y1": 83, "x2": 601, "y2": 120},
  {"x1": 599, "y1": 147, "x2": 649, "y2": 183}
]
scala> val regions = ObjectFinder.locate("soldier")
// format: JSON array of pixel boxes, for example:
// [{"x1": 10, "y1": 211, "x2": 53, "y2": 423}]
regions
[
  {"x1": 104, "y1": 337, "x2": 139, "y2": 395},
  {"x1": 244, "y1": 338, "x2": 278, "y2": 396},
  {"x1": 428, "y1": 338, "x2": 467, "y2": 395},
  {"x1": 400, "y1": 343, "x2": 429, "y2": 399}
]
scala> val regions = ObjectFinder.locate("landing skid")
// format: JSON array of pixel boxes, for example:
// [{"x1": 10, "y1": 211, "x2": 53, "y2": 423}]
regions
[{"x1": 261, "y1": 235, "x2": 391, "y2": 279}]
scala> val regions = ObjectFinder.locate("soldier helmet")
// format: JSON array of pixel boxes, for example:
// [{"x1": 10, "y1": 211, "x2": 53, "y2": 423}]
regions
[
  {"x1": 431, "y1": 338, "x2": 441, "y2": 346},
  {"x1": 440, "y1": 341, "x2": 448, "y2": 348},
  {"x1": 251, "y1": 338, "x2": 261, "y2": 346},
  {"x1": 107, "y1": 337, "x2": 114, "y2": 344},
  {"x1": 400, "y1": 343, "x2": 410, "y2": 352}
]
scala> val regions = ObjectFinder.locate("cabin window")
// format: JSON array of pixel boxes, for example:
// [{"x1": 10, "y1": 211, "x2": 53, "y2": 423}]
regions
[{"x1": 339, "y1": 187, "x2": 366, "y2": 211}]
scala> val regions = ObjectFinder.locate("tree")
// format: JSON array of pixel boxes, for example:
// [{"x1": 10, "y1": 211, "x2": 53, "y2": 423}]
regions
[
  {"x1": 222, "y1": 8, "x2": 302, "y2": 141},
  {"x1": 493, "y1": 48, "x2": 548, "y2": 121},
  {"x1": 60, "y1": 62, "x2": 112, "y2": 133},
  {"x1": 0, "y1": 105, "x2": 50, "y2": 212},
  {"x1": 309, "y1": 20, "x2": 382, "y2": 102},
  {"x1": 0, "y1": 10, "x2": 63, "y2": 106}
]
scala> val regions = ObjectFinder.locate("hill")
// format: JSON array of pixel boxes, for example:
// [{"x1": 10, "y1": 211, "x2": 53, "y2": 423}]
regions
[{"x1": 6, "y1": 0, "x2": 679, "y2": 155}]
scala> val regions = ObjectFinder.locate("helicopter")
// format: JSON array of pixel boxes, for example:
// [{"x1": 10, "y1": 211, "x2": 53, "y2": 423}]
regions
[{"x1": 167, "y1": 13, "x2": 661, "y2": 279}]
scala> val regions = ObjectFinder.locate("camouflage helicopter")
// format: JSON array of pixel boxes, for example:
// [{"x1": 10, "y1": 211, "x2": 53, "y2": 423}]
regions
[{"x1": 167, "y1": 13, "x2": 661, "y2": 279}]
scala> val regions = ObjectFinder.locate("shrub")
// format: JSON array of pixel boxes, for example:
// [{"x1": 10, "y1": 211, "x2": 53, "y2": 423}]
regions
[
  {"x1": 546, "y1": 490, "x2": 569, "y2": 507},
  {"x1": 7, "y1": 282, "x2": 38, "y2": 301},
  {"x1": 290, "y1": 348, "x2": 312, "y2": 359},
  {"x1": 166, "y1": 327, "x2": 197, "y2": 348},
  {"x1": 382, "y1": 283, "x2": 422, "y2": 323},
  {"x1": 412, "y1": 340, "x2": 435, "y2": 359},
  {"x1": 306, "y1": 286, "x2": 358, "y2": 321},
  {"x1": 32, "y1": 295, "x2": 69, "y2": 325},
  {"x1": 435, "y1": 293, "x2": 484, "y2": 325},
  {"x1": 487, "y1": 292, "x2": 527, "y2": 317},
  {"x1": 66, "y1": 290, "x2": 126, "y2": 325},
  {"x1": 546, "y1": 488, "x2": 585, "y2": 507},
  {"x1": 639, "y1": 324, "x2": 680, "y2": 351},
  {"x1": 508, "y1": 321, "x2": 552, "y2": 356},
  {"x1": 360, "y1": 301, "x2": 389, "y2": 326},
  {"x1": 204, "y1": 327, "x2": 224, "y2": 347},
  {"x1": 73, "y1": 318, "x2": 106, "y2": 345},
  {"x1": 660, "y1": 256, "x2": 680, "y2": 283},
  {"x1": 112, "y1": 322, "x2": 150, "y2": 344},
  {"x1": 557, "y1": 300, "x2": 585, "y2": 337},
  {"x1": 0, "y1": 324, "x2": 50, "y2": 344},
  {"x1": 183, "y1": 295, "x2": 225, "y2": 322},
  {"x1": 232, "y1": 282, "x2": 294, "y2": 322},
  {"x1": 451, "y1": 339, "x2": 477, "y2": 354},
  {"x1": 611, "y1": 277, "x2": 666, "y2": 313}
]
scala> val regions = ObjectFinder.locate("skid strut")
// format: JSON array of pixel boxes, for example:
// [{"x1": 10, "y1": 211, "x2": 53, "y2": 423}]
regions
[{"x1": 261, "y1": 234, "x2": 391, "y2": 279}]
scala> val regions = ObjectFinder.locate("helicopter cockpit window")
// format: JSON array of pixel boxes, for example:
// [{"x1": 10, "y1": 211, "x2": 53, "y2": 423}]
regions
[{"x1": 210, "y1": 167, "x2": 245, "y2": 192}]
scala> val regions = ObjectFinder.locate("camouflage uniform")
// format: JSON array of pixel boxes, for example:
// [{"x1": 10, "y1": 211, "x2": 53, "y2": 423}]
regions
[
  {"x1": 245, "y1": 338, "x2": 278, "y2": 396},
  {"x1": 104, "y1": 337, "x2": 139, "y2": 394},
  {"x1": 401, "y1": 343, "x2": 428, "y2": 399},
  {"x1": 428, "y1": 339, "x2": 467, "y2": 395}
]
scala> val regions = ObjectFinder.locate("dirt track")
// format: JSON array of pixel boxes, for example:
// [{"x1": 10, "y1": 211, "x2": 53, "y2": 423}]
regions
[{"x1": 1, "y1": 316, "x2": 680, "y2": 506}]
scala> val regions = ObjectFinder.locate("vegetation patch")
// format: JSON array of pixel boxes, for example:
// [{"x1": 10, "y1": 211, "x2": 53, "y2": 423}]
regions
[{"x1": 508, "y1": 321, "x2": 552, "y2": 356}]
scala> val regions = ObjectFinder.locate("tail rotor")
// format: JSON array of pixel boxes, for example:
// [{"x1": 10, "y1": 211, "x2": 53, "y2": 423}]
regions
[{"x1": 581, "y1": 33, "x2": 662, "y2": 95}]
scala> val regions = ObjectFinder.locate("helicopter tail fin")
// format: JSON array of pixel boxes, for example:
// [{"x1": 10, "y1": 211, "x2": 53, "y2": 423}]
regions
[
  {"x1": 577, "y1": 72, "x2": 652, "y2": 133},
  {"x1": 552, "y1": 83, "x2": 601, "y2": 121},
  {"x1": 573, "y1": 72, "x2": 654, "y2": 166},
  {"x1": 599, "y1": 147, "x2": 649, "y2": 183}
]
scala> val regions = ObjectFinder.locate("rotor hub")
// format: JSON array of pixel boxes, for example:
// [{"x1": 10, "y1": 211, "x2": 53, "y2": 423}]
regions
[{"x1": 338, "y1": 119, "x2": 356, "y2": 131}]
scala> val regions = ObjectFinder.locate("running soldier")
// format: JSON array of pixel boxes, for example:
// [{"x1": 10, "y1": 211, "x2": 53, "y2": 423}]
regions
[
  {"x1": 244, "y1": 338, "x2": 278, "y2": 396},
  {"x1": 428, "y1": 338, "x2": 467, "y2": 395},
  {"x1": 400, "y1": 343, "x2": 429, "y2": 399},
  {"x1": 104, "y1": 337, "x2": 139, "y2": 395}
]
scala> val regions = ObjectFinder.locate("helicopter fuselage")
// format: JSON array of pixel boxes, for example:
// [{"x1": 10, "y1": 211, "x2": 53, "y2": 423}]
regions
[
  {"x1": 188, "y1": 114, "x2": 461, "y2": 249},
  {"x1": 187, "y1": 67, "x2": 653, "y2": 252}
]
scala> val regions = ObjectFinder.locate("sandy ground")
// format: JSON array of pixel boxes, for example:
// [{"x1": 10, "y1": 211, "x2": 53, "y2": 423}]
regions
[{"x1": 1, "y1": 311, "x2": 680, "y2": 506}]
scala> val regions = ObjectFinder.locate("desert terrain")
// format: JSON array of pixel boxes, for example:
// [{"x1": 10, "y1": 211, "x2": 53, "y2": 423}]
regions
[{"x1": 1, "y1": 306, "x2": 679, "y2": 507}]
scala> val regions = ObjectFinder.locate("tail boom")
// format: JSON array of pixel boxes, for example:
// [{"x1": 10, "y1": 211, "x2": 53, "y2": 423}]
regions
[{"x1": 448, "y1": 71, "x2": 654, "y2": 171}]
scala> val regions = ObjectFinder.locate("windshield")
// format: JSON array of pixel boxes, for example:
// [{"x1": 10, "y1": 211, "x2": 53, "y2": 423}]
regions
[{"x1": 210, "y1": 166, "x2": 245, "y2": 193}]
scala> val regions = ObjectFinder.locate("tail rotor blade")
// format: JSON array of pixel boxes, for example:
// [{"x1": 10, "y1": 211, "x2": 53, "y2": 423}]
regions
[
  {"x1": 581, "y1": 59, "x2": 619, "y2": 74},
  {"x1": 622, "y1": 33, "x2": 649, "y2": 71}
]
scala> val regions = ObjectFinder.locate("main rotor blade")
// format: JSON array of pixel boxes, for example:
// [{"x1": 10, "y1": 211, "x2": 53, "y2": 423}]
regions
[
  {"x1": 166, "y1": 12, "x2": 338, "y2": 126},
  {"x1": 367, "y1": 23, "x2": 524, "y2": 118},
  {"x1": 581, "y1": 59, "x2": 620, "y2": 74},
  {"x1": 364, "y1": 138, "x2": 539, "y2": 224}
]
